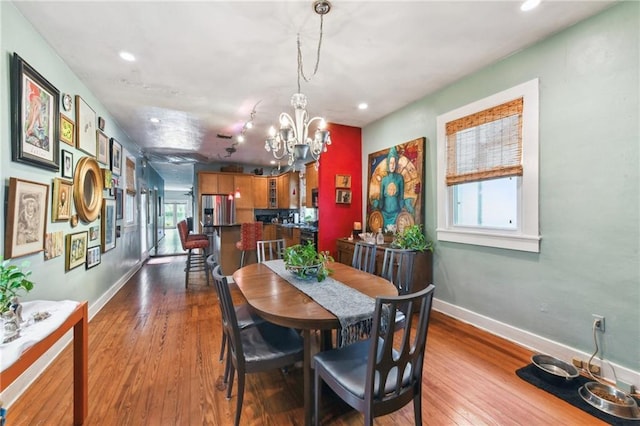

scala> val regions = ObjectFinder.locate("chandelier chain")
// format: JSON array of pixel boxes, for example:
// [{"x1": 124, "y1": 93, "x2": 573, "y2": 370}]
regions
[{"x1": 296, "y1": 14, "x2": 324, "y2": 92}]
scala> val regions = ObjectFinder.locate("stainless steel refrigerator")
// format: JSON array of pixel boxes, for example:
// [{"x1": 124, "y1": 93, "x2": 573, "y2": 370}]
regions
[{"x1": 201, "y1": 194, "x2": 236, "y2": 226}]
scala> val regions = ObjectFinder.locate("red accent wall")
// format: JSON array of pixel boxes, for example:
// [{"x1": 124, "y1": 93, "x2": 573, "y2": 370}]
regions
[{"x1": 317, "y1": 123, "x2": 362, "y2": 257}]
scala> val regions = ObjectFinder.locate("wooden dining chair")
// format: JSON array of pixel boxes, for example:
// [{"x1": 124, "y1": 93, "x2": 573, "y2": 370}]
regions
[
  {"x1": 351, "y1": 241, "x2": 377, "y2": 274},
  {"x1": 211, "y1": 265, "x2": 304, "y2": 426},
  {"x1": 209, "y1": 263, "x2": 265, "y2": 366},
  {"x1": 314, "y1": 284, "x2": 436, "y2": 426},
  {"x1": 256, "y1": 238, "x2": 286, "y2": 263},
  {"x1": 381, "y1": 247, "x2": 417, "y2": 329}
]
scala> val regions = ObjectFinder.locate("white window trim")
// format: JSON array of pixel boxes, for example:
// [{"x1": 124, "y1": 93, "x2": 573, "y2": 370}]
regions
[{"x1": 436, "y1": 78, "x2": 541, "y2": 253}]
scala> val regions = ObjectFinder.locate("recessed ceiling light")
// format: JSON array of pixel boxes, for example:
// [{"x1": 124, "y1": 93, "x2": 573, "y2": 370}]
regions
[
  {"x1": 119, "y1": 51, "x2": 136, "y2": 62},
  {"x1": 149, "y1": 117, "x2": 160, "y2": 123},
  {"x1": 270, "y1": 160, "x2": 276, "y2": 165},
  {"x1": 358, "y1": 103, "x2": 368, "y2": 110},
  {"x1": 521, "y1": 0, "x2": 540, "y2": 12}
]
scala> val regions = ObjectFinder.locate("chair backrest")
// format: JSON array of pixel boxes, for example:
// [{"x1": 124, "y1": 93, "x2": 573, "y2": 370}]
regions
[
  {"x1": 239, "y1": 222, "x2": 264, "y2": 251},
  {"x1": 176, "y1": 220, "x2": 189, "y2": 250},
  {"x1": 257, "y1": 239, "x2": 286, "y2": 263},
  {"x1": 352, "y1": 242, "x2": 377, "y2": 274},
  {"x1": 211, "y1": 264, "x2": 244, "y2": 364},
  {"x1": 365, "y1": 284, "x2": 435, "y2": 409},
  {"x1": 381, "y1": 248, "x2": 416, "y2": 295},
  {"x1": 206, "y1": 254, "x2": 218, "y2": 280}
]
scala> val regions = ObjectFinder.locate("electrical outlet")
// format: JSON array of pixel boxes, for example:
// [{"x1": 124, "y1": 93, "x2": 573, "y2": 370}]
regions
[
  {"x1": 587, "y1": 363, "x2": 601, "y2": 375},
  {"x1": 592, "y1": 314, "x2": 605, "y2": 332},
  {"x1": 572, "y1": 357, "x2": 583, "y2": 369}
]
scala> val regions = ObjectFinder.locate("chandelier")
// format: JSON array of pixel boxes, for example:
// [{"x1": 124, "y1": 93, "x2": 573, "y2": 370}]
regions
[{"x1": 265, "y1": 0, "x2": 332, "y2": 176}]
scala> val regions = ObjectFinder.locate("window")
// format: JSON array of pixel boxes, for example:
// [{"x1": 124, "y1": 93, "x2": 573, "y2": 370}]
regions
[{"x1": 436, "y1": 79, "x2": 540, "y2": 252}]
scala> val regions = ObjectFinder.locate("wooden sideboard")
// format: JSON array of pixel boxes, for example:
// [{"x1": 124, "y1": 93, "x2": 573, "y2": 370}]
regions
[{"x1": 336, "y1": 238, "x2": 433, "y2": 302}]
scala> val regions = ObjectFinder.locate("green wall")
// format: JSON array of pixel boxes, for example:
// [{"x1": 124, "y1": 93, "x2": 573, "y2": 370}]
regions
[
  {"x1": 1, "y1": 2, "x2": 152, "y2": 306},
  {"x1": 363, "y1": 2, "x2": 639, "y2": 372}
]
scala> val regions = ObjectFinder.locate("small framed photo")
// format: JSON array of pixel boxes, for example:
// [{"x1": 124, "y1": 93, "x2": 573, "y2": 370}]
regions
[
  {"x1": 52, "y1": 177, "x2": 73, "y2": 222},
  {"x1": 110, "y1": 138, "x2": 122, "y2": 176},
  {"x1": 66, "y1": 231, "x2": 88, "y2": 271},
  {"x1": 102, "y1": 168, "x2": 113, "y2": 190},
  {"x1": 86, "y1": 246, "x2": 101, "y2": 269},
  {"x1": 335, "y1": 174, "x2": 351, "y2": 188},
  {"x1": 5, "y1": 178, "x2": 49, "y2": 259},
  {"x1": 101, "y1": 198, "x2": 117, "y2": 252},
  {"x1": 10, "y1": 53, "x2": 60, "y2": 171},
  {"x1": 336, "y1": 189, "x2": 352, "y2": 204},
  {"x1": 44, "y1": 230, "x2": 64, "y2": 261},
  {"x1": 89, "y1": 225, "x2": 99, "y2": 241},
  {"x1": 97, "y1": 116, "x2": 105, "y2": 131},
  {"x1": 96, "y1": 131, "x2": 109, "y2": 165},
  {"x1": 116, "y1": 188, "x2": 124, "y2": 219},
  {"x1": 75, "y1": 95, "x2": 96, "y2": 156},
  {"x1": 61, "y1": 149, "x2": 74, "y2": 179},
  {"x1": 60, "y1": 114, "x2": 75, "y2": 146}
]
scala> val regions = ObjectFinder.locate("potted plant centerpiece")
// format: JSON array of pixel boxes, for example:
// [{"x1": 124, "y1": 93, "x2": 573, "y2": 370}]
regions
[
  {"x1": 392, "y1": 224, "x2": 433, "y2": 252},
  {"x1": 283, "y1": 242, "x2": 334, "y2": 282},
  {"x1": 0, "y1": 257, "x2": 34, "y2": 314}
]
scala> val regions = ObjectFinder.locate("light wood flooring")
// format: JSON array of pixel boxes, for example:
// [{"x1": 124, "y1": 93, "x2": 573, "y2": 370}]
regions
[{"x1": 7, "y1": 257, "x2": 605, "y2": 425}]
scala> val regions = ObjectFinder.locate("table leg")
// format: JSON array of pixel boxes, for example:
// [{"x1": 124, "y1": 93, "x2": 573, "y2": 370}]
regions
[
  {"x1": 303, "y1": 329, "x2": 312, "y2": 426},
  {"x1": 73, "y1": 303, "x2": 88, "y2": 425}
]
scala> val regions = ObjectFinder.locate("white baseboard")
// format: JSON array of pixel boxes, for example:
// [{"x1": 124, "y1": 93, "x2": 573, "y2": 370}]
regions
[
  {"x1": 1, "y1": 261, "x2": 144, "y2": 408},
  {"x1": 433, "y1": 298, "x2": 640, "y2": 389}
]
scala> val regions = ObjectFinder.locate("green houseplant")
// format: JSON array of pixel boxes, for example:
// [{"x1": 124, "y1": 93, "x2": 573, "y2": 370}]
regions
[
  {"x1": 283, "y1": 242, "x2": 334, "y2": 282},
  {"x1": 392, "y1": 224, "x2": 433, "y2": 252},
  {"x1": 0, "y1": 257, "x2": 35, "y2": 314}
]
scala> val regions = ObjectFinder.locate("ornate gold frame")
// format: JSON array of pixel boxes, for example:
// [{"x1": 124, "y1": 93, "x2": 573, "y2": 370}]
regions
[{"x1": 73, "y1": 157, "x2": 104, "y2": 223}]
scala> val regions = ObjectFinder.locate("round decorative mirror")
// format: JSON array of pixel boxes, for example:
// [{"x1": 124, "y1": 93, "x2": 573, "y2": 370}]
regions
[{"x1": 73, "y1": 157, "x2": 104, "y2": 222}]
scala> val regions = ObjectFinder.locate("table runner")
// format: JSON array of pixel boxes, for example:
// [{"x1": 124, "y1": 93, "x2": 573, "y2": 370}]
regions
[{"x1": 264, "y1": 259, "x2": 377, "y2": 346}]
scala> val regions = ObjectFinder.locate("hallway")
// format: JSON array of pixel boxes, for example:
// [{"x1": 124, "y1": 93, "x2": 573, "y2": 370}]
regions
[{"x1": 150, "y1": 228, "x2": 186, "y2": 257}]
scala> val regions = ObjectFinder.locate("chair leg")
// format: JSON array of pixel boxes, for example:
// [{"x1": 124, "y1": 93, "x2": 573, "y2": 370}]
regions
[
  {"x1": 239, "y1": 250, "x2": 246, "y2": 268},
  {"x1": 219, "y1": 333, "x2": 227, "y2": 362},
  {"x1": 226, "y1": 364, "x2": 235, "y2": 400},
  {"x1": 413, "y1": 388, "x2": 422, "y2": 425},
  {"x1": 234, "y1": 371, "x2": 245, "y2": 426},
  {"x1": 185, "y1": 249, "x2": 192, "y2": 287}
]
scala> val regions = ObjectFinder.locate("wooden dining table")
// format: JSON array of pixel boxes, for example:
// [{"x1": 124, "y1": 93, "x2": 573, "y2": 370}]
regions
[{"x1": 232, "y1": 261, "x2": 398, "y2": 426}]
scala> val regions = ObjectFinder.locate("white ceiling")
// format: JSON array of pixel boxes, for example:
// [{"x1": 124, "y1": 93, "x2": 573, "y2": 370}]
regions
[{"x1": 13, "y1": 0, "x2": 615, "y2": 190}]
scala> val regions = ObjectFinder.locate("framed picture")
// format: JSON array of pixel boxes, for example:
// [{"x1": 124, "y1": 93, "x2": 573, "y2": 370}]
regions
[
  {"x1": 66, "y1": 231, "x2": 88, "y2": 271},
  {"x1": 110, "y1": 138, "x2": 122, "y2": 176},
  {"x1": 89, "y1": 225, "x2": 99, "y2": 241},
  {"x1": 336, "y1": 189, "x2": 352, "y2": 204},
  {"x1": 126, "y1": 156, "x2": 136, "y2": 193},
  {"x1": 335, "y1": 174, "x2": 351, "y2": 188},
  {"x1": 44, "y1": 230, "x2": 64, "y2": 261},
  {"x1": 86, "y1": 246, "x2": 101, "y2": 269},
  {"x1": 52, "y1": 178, "x2": 73, "y2": 222},
  {"x1": 61, "y1": 149, "x2": 74, "y2": 179},
  {"x1": 116, "y1": 188, "x2": 124, "y2": 219},
  {"x1": 75, "y1": 95, "x2": 96, "y2": 156},
  {"x1": 102, "y1": 168, "x2": 113, "y2": 190},
  {"x1": 101, "y1": 198, "x2": 117, "y2": 252},
  {"x1": 5, "y1": 178, "x2": 49, "y2": 259},
  {"x1": 97, "y1": 116, "x2": 105, "y2": 131},
  {"x1": 96, "y1": 131, "x2": 109, "y2": 165},
  {"x1": 10, "y1": 53, "x2": 60, "y2": 171},
  {"x1": 60, "y1": 114, "x2": 75, "y2": 146}
]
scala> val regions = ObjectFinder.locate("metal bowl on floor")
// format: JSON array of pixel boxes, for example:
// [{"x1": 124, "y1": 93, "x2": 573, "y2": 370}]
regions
[
  {"x1": 531, "y1": 354, "x2": 579, "y2": 385},
  {"x1": 579, "y1": 381, "x2": 640, "y2": 420}
]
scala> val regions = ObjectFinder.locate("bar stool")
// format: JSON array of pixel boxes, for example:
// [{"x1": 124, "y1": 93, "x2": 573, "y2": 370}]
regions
[
  {"x1": 235, "y1": 222, "x2": 263, "y2": 268},
  {"x1": 177, "y1": 220, "x2": 210, "y2": 288}
]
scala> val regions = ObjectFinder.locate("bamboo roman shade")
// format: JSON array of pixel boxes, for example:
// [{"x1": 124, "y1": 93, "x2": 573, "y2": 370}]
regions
[{"x1": 446, "y1": 98, "x2": 523, "y2": 186}]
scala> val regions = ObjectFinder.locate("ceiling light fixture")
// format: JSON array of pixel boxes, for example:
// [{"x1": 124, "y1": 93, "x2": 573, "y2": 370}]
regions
[
  {"x1": 149, "y1": 117, "x2": 160, "y2": 123},
  {"x1": 358, "y1": 103, "x2": 368, "y2": 110},
  {"x1": 520, "y1": 0, "x2": 541, "y2": 12},
  {"x1": 264, "y1": 0, "x2": 332, "y2": 177},
  {"x1": 119, "y1": 51, "x2": 136, "y2": 62},
  {"x1": 219, "y1": 101, "x2": 260, "y2": 159}
]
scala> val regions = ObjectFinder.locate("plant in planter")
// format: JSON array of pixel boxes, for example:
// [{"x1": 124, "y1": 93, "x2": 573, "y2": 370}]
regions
[
  {"x1": 392, "y1": 224, "x2": 433, "y2": 252},
  {"x1": 0, "y1": 257, "x2": 34, "y2": 314},
  {"x1": 283, "y1": 242, "x2": 334, "y2": 282}
]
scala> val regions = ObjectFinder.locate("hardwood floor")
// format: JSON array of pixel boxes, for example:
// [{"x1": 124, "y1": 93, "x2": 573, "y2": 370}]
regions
[{"x1": 8, "y1": 257, "x2": 605, "y2": 425}]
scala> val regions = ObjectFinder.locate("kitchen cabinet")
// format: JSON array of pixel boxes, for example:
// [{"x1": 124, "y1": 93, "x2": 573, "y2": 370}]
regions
[
  {"x1": 263, "y1": 223, "x2": 277, "y2": 240},
  {"x1": 276, "y1": 225, "x2": 300, "y2": 248},
  {"x1": 268, "y1": 178, "x2": 278, "y2": 208},
  {"x1": 305, "y1": 163, "x2": 318, "y2": 207},
  {"x1": 336, "y1": 238, "x2": 433, "y2": 310},
  {"x1": 277, "y1": 171, "x2": 299, "y2": 209},
  {"x1": 252, "y1": 177, "x2": 268, "y2": 209},
  {"x1": 217, "y1": 173, "x2": 235, "y2": 194},
  {"x1": 198, "y1": 172, "x2": 218, "y2": 194}
]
